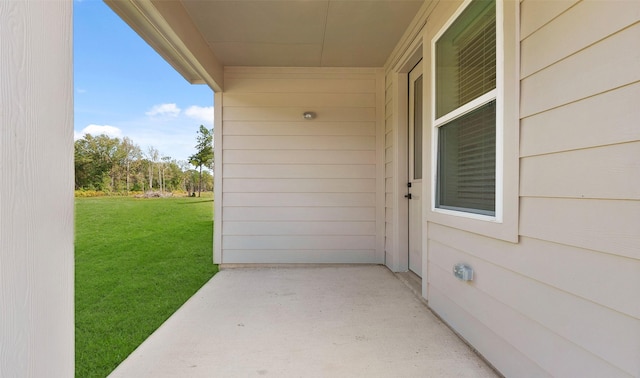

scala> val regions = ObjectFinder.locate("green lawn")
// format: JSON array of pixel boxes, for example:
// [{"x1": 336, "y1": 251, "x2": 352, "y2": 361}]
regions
[{"x1": 75, "y1": 194, "x2": 217, "y2": 378}]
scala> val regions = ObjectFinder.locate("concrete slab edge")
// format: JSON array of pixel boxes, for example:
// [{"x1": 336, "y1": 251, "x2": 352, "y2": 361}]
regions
[{"x1": 219, "y1": 263, "x2": 383, "y2": 270}]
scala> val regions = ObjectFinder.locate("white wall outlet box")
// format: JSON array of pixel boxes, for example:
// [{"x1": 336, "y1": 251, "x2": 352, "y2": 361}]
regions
[{"x1": 453, "y1": 264, "x2": 474, "y2": 281}]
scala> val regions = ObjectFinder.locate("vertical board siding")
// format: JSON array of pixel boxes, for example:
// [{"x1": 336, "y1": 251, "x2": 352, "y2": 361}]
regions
[
  {"x1": 396, "y1": 0, "x2": 640, "y2": 376},
  {"x1": 384, "y1": 72, "x2": 396, "y2": 268},
  {"x1": 0, "y1": 1, "x2": 74, "y2": 376},
  {"x1": 214, "y1": 92, "x2": 223, "y2": 263},
  {"x1": 376, "y1": 70, "x2": 387, "y2": 267},
  {"x1": 221, "y1": 68, "x2": 383, "y2": 264}
]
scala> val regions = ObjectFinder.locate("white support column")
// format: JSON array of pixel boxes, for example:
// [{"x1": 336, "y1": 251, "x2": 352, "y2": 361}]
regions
[
  {"x1": 213, "y1": 91, "x2": 223, "y2": 264},
  {"x1": 0, "y1": 1, "x2": 74, "y2": 376}
]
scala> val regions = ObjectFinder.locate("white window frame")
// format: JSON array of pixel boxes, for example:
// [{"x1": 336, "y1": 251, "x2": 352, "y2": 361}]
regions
[{"x1": 427, "y1": 0, "x2": 519, "y2": 242}]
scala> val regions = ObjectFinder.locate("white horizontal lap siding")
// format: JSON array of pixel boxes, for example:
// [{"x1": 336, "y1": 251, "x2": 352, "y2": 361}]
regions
[
  {"x1": 520, "y1": 19, "x2": 640, "y2": 118},
  {"x1": 417, "y1": 0, "x2": 640, "y2": 377},
  {"x1": 224, "y1": 178, "x2": 375, "y2": 193},
  {"x1": 223, "y1": 164, "x2": 375, "y2": 179},
  {"x1": 223, "y1": 207, "x2": 376, "y2": 221},
  {"x1": 223, "y1": 221, "x2": 376, "y2": 236},
  {"x1": 220, "y1": 68, "x2": 382, "y2": 264},
  {"x1": 224, "y1": 135, "x2": 375, "y2": 150},
  {"x1": 429, "y1": 226, "x2": 639, "y2": 377}
]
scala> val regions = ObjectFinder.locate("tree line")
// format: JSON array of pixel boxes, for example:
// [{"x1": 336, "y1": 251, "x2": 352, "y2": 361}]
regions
[{"x1": 74, "y1": 125, "x2": 213, "y2": 196}]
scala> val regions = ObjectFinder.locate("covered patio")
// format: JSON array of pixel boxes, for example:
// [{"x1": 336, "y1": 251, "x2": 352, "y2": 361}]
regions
[
  {"x1": 4, "y1": 1, "x2": 638, "y2": 376},
  {"x1": 109, "y1": 265, "x2": 496, "y2": 377}
]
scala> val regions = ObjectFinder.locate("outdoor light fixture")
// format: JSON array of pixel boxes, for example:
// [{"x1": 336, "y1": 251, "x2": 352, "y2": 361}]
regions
[{"x1": 303, "y1": 111, "x2": 316, "y2": 120}]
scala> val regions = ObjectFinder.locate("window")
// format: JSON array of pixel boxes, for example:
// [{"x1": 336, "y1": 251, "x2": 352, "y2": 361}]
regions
[
  {"x1": 413, "y1": 75, "x2": 423, "y2": 180},
  {"x1": 433, "y1": 0, "x2": 498, "y2": 218}
]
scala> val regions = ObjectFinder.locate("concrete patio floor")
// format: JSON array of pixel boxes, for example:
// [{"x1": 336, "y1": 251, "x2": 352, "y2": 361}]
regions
[{"x1": 109, "y1": 265, "x2": 498, "y2": 377}]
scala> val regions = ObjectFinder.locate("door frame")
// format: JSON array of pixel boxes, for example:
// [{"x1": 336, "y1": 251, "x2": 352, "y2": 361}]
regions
[
  {"x1": 385, "y1": 41, "x2": 425, "y2": 289},
  {"x1": 408, "y1": 60, "x2": 424, "y2": 276}
]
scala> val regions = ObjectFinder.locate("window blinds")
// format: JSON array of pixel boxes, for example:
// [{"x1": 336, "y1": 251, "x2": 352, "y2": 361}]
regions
[
  {"x1": 436, "y1": 0, "x2": 496, "y2": 118},
  {"x1": 458, "y1": 16, "x2": 496, "y2": 106},
  {"x1": 437, "y1": 100, "x2": 496, "y2": 215},
  {"x1": 435, "y1": 0, "x2": 497, "y2": 216}
]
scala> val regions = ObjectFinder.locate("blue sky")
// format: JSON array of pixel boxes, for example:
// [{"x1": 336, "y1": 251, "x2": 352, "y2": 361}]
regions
[{"x1": 74, "y1": 0, "x2": 214, "y2": 163}]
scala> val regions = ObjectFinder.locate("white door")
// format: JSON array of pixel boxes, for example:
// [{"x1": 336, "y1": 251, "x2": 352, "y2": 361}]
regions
[{"x1": 408, "y1": 61, "x2": 423, "y2": 277}]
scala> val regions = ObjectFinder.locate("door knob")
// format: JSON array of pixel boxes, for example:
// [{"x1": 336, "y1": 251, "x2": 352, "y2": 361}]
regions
[{"x1": 404, "y1": 193, "x2": 412, "y2": 199}]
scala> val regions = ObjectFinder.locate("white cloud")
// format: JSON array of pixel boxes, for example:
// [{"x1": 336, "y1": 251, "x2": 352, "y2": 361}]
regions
[
  {"x1": 76, "y1": 88, "x2": 87, "y2": 94},
  {"x1": 185, "y1": 105, "x2": 214, "y2": 125},
  {"x1": 145, "y1": 103, "x2": 181, "y2": 117},
  {"x1": 74, "y1": 124, "x2": 122, "y2": 140}
]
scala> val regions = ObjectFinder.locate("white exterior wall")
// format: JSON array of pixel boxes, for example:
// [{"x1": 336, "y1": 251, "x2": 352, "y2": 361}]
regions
[
  {"x1": 217, "y1": 67, "x2": 385, "y2": 264},
  {"x1": 0, "y1": 1, "x2": 75, "y2": 376},
  {"x1": 384, "y1": 0, "x2": 640, "y2": 376}
]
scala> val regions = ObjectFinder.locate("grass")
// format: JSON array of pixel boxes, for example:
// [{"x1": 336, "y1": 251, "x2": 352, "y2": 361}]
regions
[{"x1": 75, "y1": 194, "x2": 217, "y2": 378}]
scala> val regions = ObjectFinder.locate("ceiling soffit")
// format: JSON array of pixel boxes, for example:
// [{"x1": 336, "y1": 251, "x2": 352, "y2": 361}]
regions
[{"x1": 181, "y1": 0, "x2": 424, "y2": 67}]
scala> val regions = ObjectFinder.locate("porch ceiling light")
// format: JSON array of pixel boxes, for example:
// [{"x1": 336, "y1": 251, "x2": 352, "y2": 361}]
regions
[{"x1": 303, "y1": 111, "x2": 316, "y2": 120}]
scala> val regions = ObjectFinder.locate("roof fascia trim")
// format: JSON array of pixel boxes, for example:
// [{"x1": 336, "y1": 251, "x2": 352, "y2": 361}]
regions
[{"x1": 105, "y1": 0, "x2": 223, "y2": 92}]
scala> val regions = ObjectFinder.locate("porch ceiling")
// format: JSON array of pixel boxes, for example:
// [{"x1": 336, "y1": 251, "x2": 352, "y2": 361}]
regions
[
  {"x1": 105, "y1": 0, "x2": 424, "y2": 91},
  {"x1": 181, "y1": 0, "x2": 424, "y2": 67}
]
